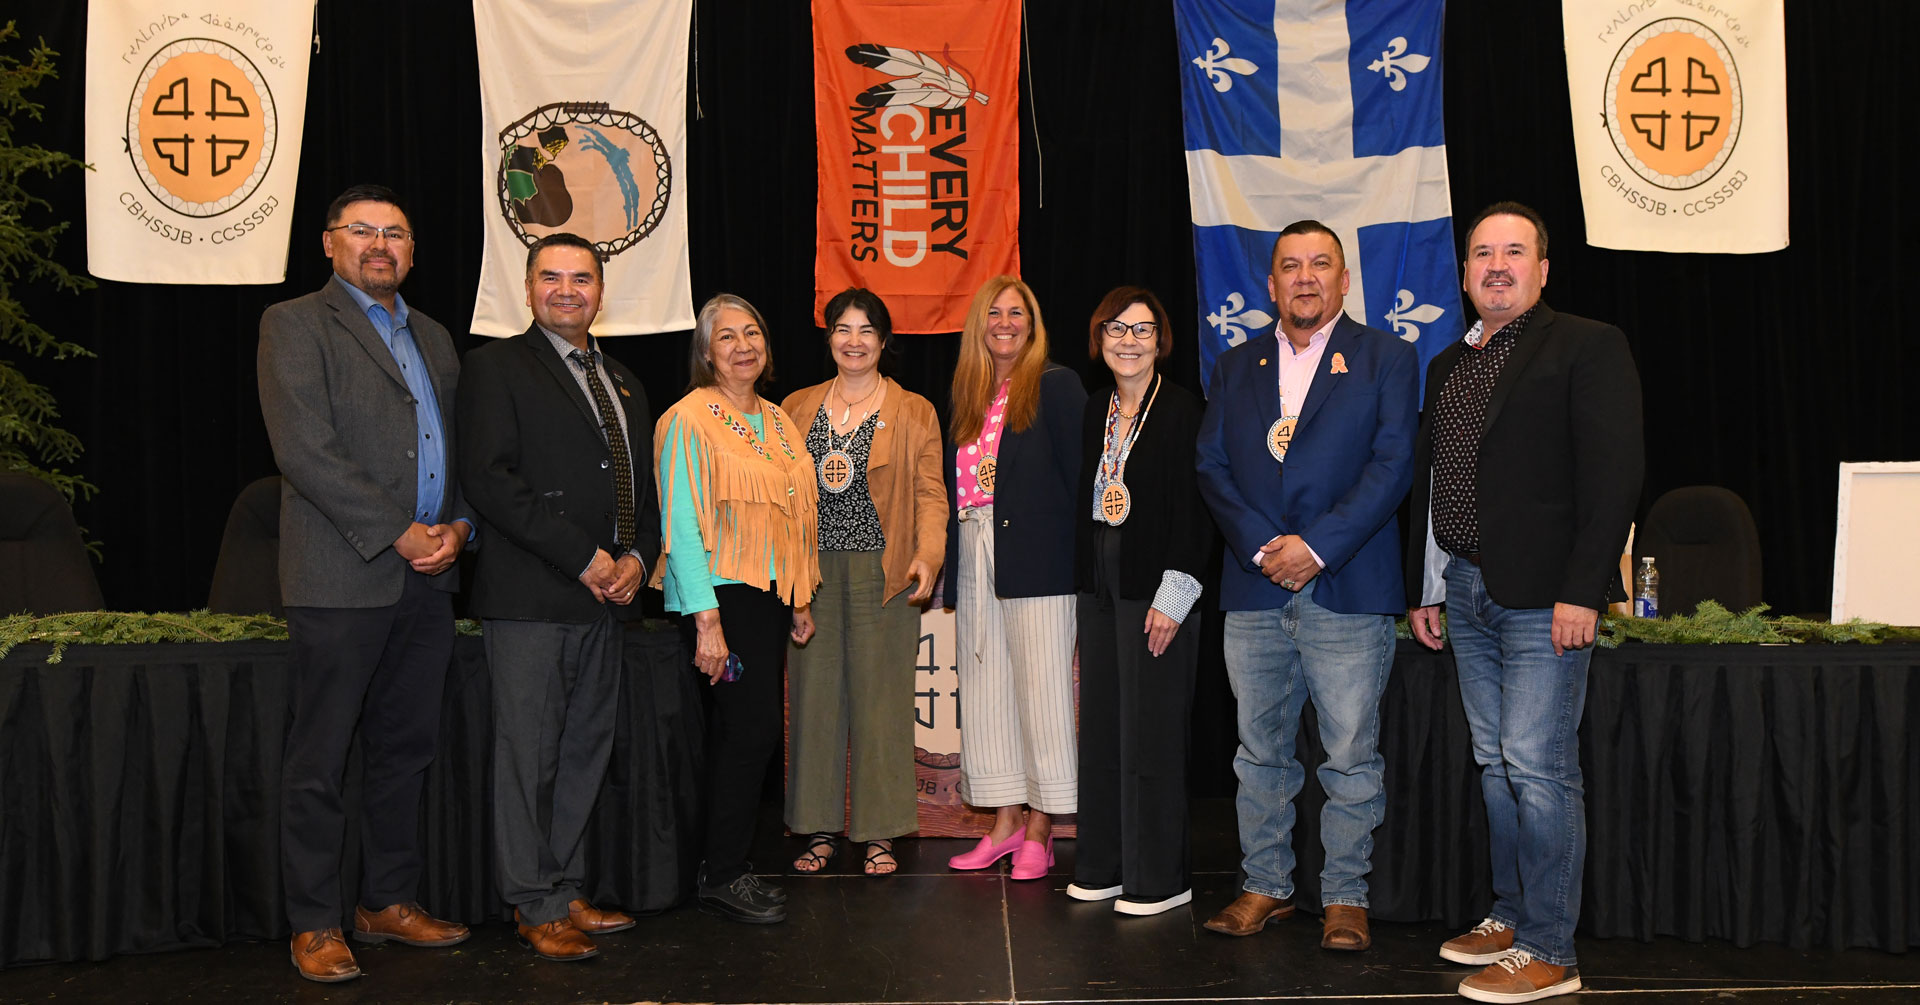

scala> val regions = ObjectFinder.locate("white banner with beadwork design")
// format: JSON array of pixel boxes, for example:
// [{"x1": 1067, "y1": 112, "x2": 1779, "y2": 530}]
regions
[
  {"x1": 471, "y1": 0, "x2": 693, "y2": 337},
  {"x1": 84, "y1": 1, "x2": 315, "y2": 284},
  {"x1": 1563, "y1": 0, "x2": 1788, "y2": 253}
]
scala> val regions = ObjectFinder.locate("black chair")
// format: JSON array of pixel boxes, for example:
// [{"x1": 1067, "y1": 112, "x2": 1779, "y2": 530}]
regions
[
  {"x1": 0, "y1": 472, "x2": 104, "y2": 614},
  {"x1": 207, "y1": 476, "x2": 285, "y2": 617},
  {"x1": 1636, "y1": 486, "x2": 1762, "y2": 617}
]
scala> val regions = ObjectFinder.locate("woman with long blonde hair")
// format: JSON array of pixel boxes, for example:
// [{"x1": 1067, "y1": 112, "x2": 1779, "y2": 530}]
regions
[{"x1": 941, "y1": 276, "x2": 1086, "y2": 881}]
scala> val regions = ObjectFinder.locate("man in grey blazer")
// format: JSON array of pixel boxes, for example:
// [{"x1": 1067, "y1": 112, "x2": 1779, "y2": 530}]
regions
[{"x1": 258, "y1": 184, "x2": 474, "y2": 983}]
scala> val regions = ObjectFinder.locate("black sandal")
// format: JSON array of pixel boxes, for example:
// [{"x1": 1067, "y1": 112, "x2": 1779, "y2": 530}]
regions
[
  {"x1": 793, "y1": 832, "x2": 838, "y2": 873},
  {"x1": 863, "y1": 839, "x2": 898, "y2": 876}
]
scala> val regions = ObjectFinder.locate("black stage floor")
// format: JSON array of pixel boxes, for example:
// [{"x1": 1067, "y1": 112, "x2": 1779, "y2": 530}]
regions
[{"x1": 5, "y1": 800, "x2": 1917, "y2": 1005}]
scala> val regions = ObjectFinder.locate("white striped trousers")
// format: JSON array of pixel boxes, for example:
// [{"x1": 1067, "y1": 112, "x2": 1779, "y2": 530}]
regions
[{"x1": 954, "y1": 505, "x2": 1078, "y2": 813}]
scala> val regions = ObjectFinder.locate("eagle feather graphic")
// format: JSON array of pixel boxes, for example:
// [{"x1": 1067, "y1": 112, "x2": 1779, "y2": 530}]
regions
[{"x1": 845, "y1": 43, "x2": 990, "y2": 109}]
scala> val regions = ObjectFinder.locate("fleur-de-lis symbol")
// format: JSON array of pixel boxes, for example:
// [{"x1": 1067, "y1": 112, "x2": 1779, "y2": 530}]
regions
[
  {"x1": 1367, "y1": 36, "x2": 1432, "y2": 92},
  {"x1": 1192, "y1": 38, "x2": 1259, "y2": 93},
  {"x1": 1384, "y1": 289, "x2": 1446, "y2": 343},
  {"x1": 1207, "y1": 291, "x2": 1274, "y2": 347}
]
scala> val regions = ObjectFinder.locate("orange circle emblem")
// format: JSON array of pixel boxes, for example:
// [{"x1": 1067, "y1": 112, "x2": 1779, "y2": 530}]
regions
[
  {"x1": 126, "y1": 38, "x2": 277, "y2": 217},
  {"x1": 1605, "y1": 18, "x2": 1740, "y2": 190}
]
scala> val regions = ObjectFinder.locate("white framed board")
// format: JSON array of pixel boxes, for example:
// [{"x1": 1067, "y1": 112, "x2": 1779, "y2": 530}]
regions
[{"x1": 1831, "y1": 461, "x2": 1920, "y2": 626}]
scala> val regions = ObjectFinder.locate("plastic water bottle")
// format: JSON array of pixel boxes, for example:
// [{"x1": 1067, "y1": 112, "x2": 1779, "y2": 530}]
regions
[{"x1": 1634, "y1": 557, "x2": 1660, "y2": 619}]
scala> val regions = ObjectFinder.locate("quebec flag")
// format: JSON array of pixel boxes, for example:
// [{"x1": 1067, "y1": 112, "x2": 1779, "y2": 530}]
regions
[{"x1": 1176, "y1": 0, "x2": 1464, "y2": 394}]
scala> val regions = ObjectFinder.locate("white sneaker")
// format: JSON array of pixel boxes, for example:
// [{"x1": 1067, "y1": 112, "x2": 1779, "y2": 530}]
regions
[
  {"x1": 1114, "y1": 889, "x2": 1193, "y2": 916},
  {"x1": 1065, "y1": 883, "x2": 1123, "y2": 902}
]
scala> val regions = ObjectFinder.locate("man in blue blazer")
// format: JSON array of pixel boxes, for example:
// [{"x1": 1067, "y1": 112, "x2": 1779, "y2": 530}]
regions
[{"x1": 1195, "y1": 220, "x2": 1418, "y2": 952}]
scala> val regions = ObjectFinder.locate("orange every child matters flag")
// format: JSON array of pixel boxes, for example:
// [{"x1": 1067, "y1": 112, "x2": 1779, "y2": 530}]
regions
[{"x1": 813, "y1": 0, "x2": 1022, "y2": 333}]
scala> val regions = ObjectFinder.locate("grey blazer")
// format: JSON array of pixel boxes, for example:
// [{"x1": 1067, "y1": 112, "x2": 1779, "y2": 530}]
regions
[{"x1": 258, "y1": 277, "x2": 470, "y2": 608}]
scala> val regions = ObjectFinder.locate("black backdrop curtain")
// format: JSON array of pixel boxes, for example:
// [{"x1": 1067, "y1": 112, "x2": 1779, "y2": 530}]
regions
[{"x1": 10, "y1": 1, "x2": 1918, "y2": 619}]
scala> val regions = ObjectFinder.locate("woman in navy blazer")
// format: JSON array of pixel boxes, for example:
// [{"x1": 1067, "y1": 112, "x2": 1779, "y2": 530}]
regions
[
  {"x1": 942, "y1": 276, "x2": 1086, "y2": 881},
  {"x1": 1068, "y1": 286, "x2": 1212, "y2": 916}
]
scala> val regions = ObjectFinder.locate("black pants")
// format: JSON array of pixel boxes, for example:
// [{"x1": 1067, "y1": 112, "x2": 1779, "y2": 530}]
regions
[
  {"x1": 1074, "y1": 525, "x2": 1199, "y2": 900},
  {"x1": 486, "y1": 612, "x2": 622, "y2": 925},
  {"x1": 685, "y1": 584, "x2": 790, "y2": 886},
  {"x1": 281, "y1": 571, "x2": 453, "y2": 933}
]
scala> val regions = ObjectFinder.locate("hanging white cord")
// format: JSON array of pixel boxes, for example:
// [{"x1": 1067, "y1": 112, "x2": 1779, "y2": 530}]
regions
[{"x1": 1022, "y1": 0, "x2": 1042, "y2": 208}]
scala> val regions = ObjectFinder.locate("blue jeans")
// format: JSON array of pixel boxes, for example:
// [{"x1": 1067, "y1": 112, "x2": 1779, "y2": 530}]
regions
[
  {"x1": 1444, "y1": 556, "x2": 1590, "y2": 967},
  {"x1": 1222, "y1": 580, "x2": 1393, "y2": 908}
]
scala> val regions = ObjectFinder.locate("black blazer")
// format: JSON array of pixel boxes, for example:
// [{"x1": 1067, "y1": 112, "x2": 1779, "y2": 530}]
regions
[
  {"x1": 1405, "y1": 304, "x2": 1643, "y2": 611},
  {"x1": 943, "y1": 365, "x2": 1087, "y2": 602},
  {"x1": 457, "y1": 326, "x2": 662, "y2": 623},
  {"x1": 1074, "y1": 377, "x2": 1213, "y2": 602}
]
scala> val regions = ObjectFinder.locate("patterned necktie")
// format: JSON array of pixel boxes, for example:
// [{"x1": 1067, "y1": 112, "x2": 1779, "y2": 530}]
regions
[{"x1": 570, "y1": 349, "x2": 635, "y2": 552}]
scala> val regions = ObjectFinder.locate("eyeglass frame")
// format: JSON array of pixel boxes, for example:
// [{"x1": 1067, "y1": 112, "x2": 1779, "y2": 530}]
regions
[
  {"x1": 1100, "y1": 319, "x2": 1160, "y2": 340},
  {"x1": 325, "y1": 223, "x2": 415, "y2": 243}
]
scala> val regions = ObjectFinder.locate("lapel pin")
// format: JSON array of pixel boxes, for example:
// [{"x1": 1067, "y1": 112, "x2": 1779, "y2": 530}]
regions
[
  {"x1": 1329, "y1": 352, "x2": 1348, "y2": 374},
  {"x1": 1259, "y1": 358, "x2": 1269, "y2": 366},
  {"x1": 618, "y1": 386, "x2": 631, "y2": 397}
]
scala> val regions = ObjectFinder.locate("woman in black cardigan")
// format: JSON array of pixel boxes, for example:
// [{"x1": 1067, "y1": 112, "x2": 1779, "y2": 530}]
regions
[{"x1": 1067, "y1": 286, "x2": 1212, "y2": 915}]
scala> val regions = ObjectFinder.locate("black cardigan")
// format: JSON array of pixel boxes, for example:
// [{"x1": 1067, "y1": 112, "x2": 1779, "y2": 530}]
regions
[
  {"x1": 1073, "y1": 377, "x2": 1213, "y2": 602},
  {"x1": 942, "y1": 365, "x2": 1088, "y2": 602}
]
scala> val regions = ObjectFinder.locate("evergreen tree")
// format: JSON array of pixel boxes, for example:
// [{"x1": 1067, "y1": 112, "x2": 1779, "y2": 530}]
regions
[{"x1": 0, "y1": 21, "x2": 95, "y2": 505}]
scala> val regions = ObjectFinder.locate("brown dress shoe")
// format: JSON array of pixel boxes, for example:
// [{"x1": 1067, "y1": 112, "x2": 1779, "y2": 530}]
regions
[
  {"x1": 352, "y1": 901, "x2": 471, "y2": 947},
  {"x1": 1202, "y1": 891, "x2": 1294, "y2": 936},
  {"x1": 1458, "y1": 952, "x2": 1581, "y2": 1003},
  {"x1": 1320, "y1": 904, "x2": 1371, "y2": 951},
  {"x1": 516, "y1": 910, "x2": 600, "y2": 961},
  {"x1": 568, "y1": 898, "x2": 636, "y2": 934},
  {"x1": 290, "y1": 928, "x2": 360, "y2": 983}
]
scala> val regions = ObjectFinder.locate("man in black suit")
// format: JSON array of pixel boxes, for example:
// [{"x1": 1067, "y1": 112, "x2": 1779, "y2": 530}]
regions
[
  {"x1": 456, "y1": 233, "x2": 662, "y2": 962},
  {"x1": 1407, "y1": 203, "x2": 1642, "y2": 1003},
  {"x1": 259, "y1": 184, "x2": 474, "y2": 983}
]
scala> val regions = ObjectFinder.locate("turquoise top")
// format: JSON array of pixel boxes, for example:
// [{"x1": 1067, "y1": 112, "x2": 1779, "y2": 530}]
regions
[{"x1": 658, "y1": 411, "x2": 784, "y2": 614}]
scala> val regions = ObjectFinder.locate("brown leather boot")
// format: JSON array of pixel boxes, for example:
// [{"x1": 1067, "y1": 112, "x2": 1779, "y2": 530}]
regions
[
  {"x1": 1321, "y1": 904, "x2": 1371, "y2": 951},
  {"x1": 352, "y1": 902, "x2": 470, "y2": 947},
  {"x1": 568, "y1": 898, "x2": 636, "y2": 934},
  {"x1": 1202, "y1": 891, "x2": 1294, "y2": 936},
  {"x1": 290, "y1": 928, "x2": 360, "y2": 983},
  {"x1": 516, "y1": 910, "x2": 600, "y2": 961}
]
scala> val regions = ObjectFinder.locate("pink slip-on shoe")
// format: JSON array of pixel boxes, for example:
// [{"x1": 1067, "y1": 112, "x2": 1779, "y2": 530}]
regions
[
  {"x1": 948, "y1": 831, "x2": 1024, "y2": 870},
  {"x1": 1009, "y1": 837, "x2": 1054, "y2": 880}
]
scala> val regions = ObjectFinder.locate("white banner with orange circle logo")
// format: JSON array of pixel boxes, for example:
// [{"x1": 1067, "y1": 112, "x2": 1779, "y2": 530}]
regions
[
  {"x1": 84, "y1": 1, "x2": 315, "y2": 283},
  {"x1": 470, "y1": 0, "x2": 693, "y2": 338},
  {"x1": 1563, "y1": 0, "x2": 1787, "y2": 253}
]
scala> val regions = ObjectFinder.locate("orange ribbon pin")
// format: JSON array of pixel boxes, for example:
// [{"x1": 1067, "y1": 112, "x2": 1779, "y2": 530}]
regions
[{"x1": 1329, "y1": 352, "x2": 1348, "y2": 374}]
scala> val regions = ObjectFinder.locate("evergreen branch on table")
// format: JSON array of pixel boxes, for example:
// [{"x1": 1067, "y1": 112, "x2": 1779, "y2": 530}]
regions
[
  {"x1": 0, "y1": 613, "x2": 646, "y2": 662},
  {"x1": 1397, "y1": 600, "x2": 1902, "y2": 648}
]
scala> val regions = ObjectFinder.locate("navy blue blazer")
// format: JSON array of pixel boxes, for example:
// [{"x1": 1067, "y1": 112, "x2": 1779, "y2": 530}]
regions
[
  {"x1": 1195, "y1": 314, "x2": 1418, "y2": 614},
  {"x1": 942, "y1": 365, "x2": 1087, "y2": 603}
]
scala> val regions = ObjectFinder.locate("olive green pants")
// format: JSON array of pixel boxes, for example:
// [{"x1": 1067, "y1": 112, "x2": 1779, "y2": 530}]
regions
[{"x1": 785, "y1": 550, "x2": 922, "y2": 841}]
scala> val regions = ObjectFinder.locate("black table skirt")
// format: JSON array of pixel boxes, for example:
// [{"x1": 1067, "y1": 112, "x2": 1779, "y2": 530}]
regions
[
  {"x1": 1286, "y1": 643, "x2": 1920, "y2": 954},
  {"x1": 3, "y1": 639, "x2": 1917, "y2": 966},
  {"x1": 0, "y1": 628, "x2": 704, "y2": 967}
]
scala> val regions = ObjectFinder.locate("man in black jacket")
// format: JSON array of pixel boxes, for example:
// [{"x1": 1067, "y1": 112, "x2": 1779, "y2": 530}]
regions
[
  {"x1": 1407, "y1": 203, "x2": 1642, "y2": 1004},
  {"x1": 457, "y1": 233, "x2": 662, "y2": 963}
]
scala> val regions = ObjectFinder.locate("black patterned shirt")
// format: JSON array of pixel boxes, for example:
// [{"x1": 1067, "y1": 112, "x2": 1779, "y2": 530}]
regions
[
  {"x1": 1429, "y1": 306, "x2": 1537, "y2": 555},
  {"x1": 806, "y1": 408, "x2": 886, "y2": 552}
]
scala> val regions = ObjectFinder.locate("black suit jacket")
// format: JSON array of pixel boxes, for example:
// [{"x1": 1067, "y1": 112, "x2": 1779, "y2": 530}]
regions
[
  {"x1": 1405, "y1": 304, "x2": 1644, "y2": 612},
  {"x1": 457, "y1": 326, "x2": 662, "y2": 623},
  {"x1": 1073, "y1": 377, "x2": 1213, "y2": 602},
  {"x1": 942, "y1": 365, "x2": 1087, "y2": 602}
]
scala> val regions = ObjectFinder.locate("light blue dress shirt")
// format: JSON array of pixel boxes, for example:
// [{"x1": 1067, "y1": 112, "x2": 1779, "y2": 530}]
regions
[{"x1": 335, "y1": 275, "x2": 448, "y2": 524}]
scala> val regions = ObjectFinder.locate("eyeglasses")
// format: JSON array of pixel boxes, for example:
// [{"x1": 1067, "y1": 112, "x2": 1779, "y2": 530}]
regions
[
  {"x1": 326, "y1": 223, "x2": 413, "y2": 243},
  {"x1": 1101, "y1": 320, "x2": 1160, "y2": 340}
]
